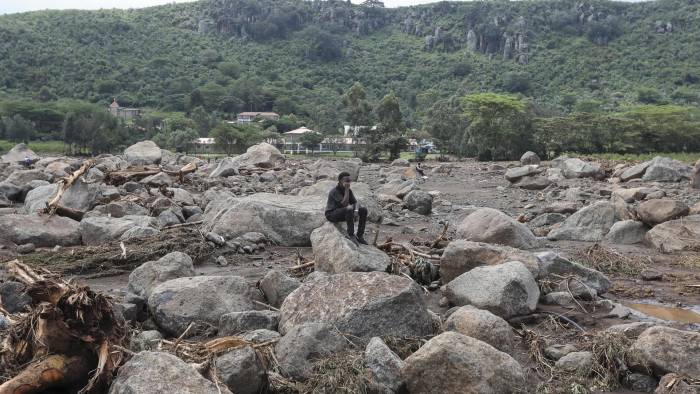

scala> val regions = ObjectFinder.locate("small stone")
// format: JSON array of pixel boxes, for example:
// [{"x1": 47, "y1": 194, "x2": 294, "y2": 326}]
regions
[
  {"x1": 545, "y1": 344, "x2": 578, "y2": 361},
  {"x1": 205, "y1": 232, "x2": 226, "y2": 246},
  {"x1": 641, "y1": 269, "x2": 663, "y2": 281},
  {"x1": 16, "y1": 243, "x2": 36, "y2": 254},
  {"x1": 131, "y1": 330, "x2": 164, "y2": 352},
  {"x1": 555, "y1": 351, "x2": 594, "y2": 373},
  {"x1": 216, "y1": 256, "x2": 229, "y2": 266}
]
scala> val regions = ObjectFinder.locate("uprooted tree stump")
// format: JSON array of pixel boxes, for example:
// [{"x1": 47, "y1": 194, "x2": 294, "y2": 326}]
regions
[{"x1": 0, "y1": 260, "x2": 127, "y2": 394}]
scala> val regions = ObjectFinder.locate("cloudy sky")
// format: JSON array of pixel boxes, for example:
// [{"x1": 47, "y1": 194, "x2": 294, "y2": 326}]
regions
[{"x1": 0, "y1": 0, "x2": 448, "y2": 15}]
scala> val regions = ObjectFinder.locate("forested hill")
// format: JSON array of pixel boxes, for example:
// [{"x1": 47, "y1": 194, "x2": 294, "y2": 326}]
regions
[{"x1": 0, "y1": 0, "x2": 699, "y2": 128}]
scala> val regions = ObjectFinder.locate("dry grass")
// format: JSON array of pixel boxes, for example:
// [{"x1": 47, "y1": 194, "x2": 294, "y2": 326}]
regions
[
  {"x1": 304, "y1": 349, "x2": 369, "y2": 394},
  {"x1": 570, "y1": 243, "x2": 650, "y2": 277}
]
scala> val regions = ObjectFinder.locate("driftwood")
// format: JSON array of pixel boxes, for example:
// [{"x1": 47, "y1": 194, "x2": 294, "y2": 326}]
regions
[
  {"x1": 430, "y1": 222, "x2": 449, "y2": 249},
  {"x1": 0, "y1": 260, "x2": 126, "y2": 394},
  {"x1": 43, "y1": 160, "x2": 93, "y2": 217},
  {"x1": 104, "y1": 162, "x2": 197, "y2": 186}
]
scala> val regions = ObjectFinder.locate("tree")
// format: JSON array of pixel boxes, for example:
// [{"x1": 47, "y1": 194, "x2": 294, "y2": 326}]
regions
[
  {"x1": 301, "y1": 27, "x2": 343, "y2": 62},
  {"x1": 4, "y1": 114, "x2": 35, "y2": 143},
  {"x1": 324, "y1": 134, "x2": 346, "y2": 155},
  {"x1": 210, "y1": 123, "x2": 262, "y2": 155},
  {"x1": 461, "y1": 93, "x2": 533, "y2": 161},
  {"x1": 170, "y1": 129, "x2": 199, "y2": 153},
  {"x1": 425, "y1": 96, "x2": 470, "y2": 157},
  {"x1": 502, "y1": 72, "x2": 531, "y2": 94},
  {"x1": 374, "y1": 92, "x2": 406, "y2": 160},
  {"x1": 36, "y1": 86, "x2": 56, "y2": 102},
  {"x1": 299, "y1": 131, "x2": 324, "y2": 154},
  {"x1": 343, "y1": 82, "x2": 373, "y2": 130},
  {"x1": 637, "y1": 87, "x2": 664, "y2": 104}
]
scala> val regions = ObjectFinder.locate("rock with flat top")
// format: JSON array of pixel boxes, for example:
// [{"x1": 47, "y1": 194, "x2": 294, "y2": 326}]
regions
[
  {"x1": 631, "y1": 326, "x2": 700, "y2": 378},
  {"x1": 0, "y1": 214, "x2": 80, "y2": 247},
  {"x1": 124, "y1": 140, "x2": 162, "y2": 166},
  {"x1": 1, "y1": 143, "x2": 38, "y2": 163},
  {"x1": 232, "y1": 143, "x2": 284, "y2": 169},
  {"x1": 456, "y1": 208, "x2": 539, "y2": 249},
  {"x1": 440, "y1": 240, "x2": 540, "y2": 283},
  {"x1": 645, "y1": 215, "x2": 700, "y2": 252},
  {"x1": 311, "y1": 222, "x2": 390, "y2": 274},
  {"x1": 548, "y1": 201, "x2": 614, "y2": 241},
  {"x1": 637, "y1": 199, "x2": 689, "y2": 226},
  {"x1": 445, "y1": 305, "x2": 515, "y2": 353}
]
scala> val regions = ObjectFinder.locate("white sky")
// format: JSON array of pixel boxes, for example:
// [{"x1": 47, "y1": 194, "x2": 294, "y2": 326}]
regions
[{"x1": 0, "y1": 0, "x2": 446, "y2": 15}]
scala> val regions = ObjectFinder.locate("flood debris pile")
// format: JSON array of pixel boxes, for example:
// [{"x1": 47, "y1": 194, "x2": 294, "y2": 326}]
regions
[{"x1": 1, "y1": 142, "x2": 699, "y2": 393}]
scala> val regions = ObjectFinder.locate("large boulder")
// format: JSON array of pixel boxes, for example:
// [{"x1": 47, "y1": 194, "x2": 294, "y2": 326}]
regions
[
  {"x1": 637, "y1": 199, "x2": 689, "y2": 226},
  {"x1": 203, "y1": 193, "x2": 325, "y2": 246},
  {"x1": 645, "y1": 215, "x2": 700, "y2": 252},
  {"x1": 86, "y1": 201, "x2": 149, "y2": 218},
  {"x1": 209, "y1": 157, "x2": 239, "y2": 177},
  {"x1": 515, "y1": 176, "x2": 552, "y2": 190},
  {"x1": 0, "y1": 214, "x2": 81, "y2": 247},
  {"x1": 548, "y1": 201, "x2": 615, "y2": 241},
  {"x1": 444, "y1": 305, "x2": 516, "y2": 353},
  {"x1": 310, "y1": 159, "x2": 361, "y2": 181},
  {"x1": 403, "y1": 190, "x2": 432, "y2": 215},
  {"x1": 505, "y1": 165, "x2": 540, "y2": 182},
  {"x1": 127, "y1": 252, "x2": 195, "y2": 300},
  {"x1": 440, "y1": 240, "x2": 540, "y2": 283},
  {"x1": 79, "y1": 215, "x2": 157, "y2": 245},
  {"x1": 259, "y1": 270, "x2": 300, "y2": 308},
  {"x1": 536, "y1": 251, "x2": 611, "y2": 293},
  {"x1": 275, "y1": 323, "x2": 347, "y2": 381},
  {"x1": 620, "y1": 162, "x2": 650, "y2": 182},
  {"x1": 311, "y1": 222, "x2": 390, "y2": 274},
  {"x1": 377, "y1": 178, "x2": 416, "y2": 199},
  {"x1": 5, "y1": 169, "x2": 52, "y2": 185},
  {"x1": 365, "y1": 337, "x2": 404, "y2": 392},
  {"x1": 216, "y1": 346, "x2": 267, "y2": 394},
  {"x1": 520, "y1": 151, "x2": 540, "y2": 165},
  {"x1": 456, "y1": 208, "x2": 539, "y2": 249},
  {"x1": 605, "y1": 220, "x2": 647, "y2": 244},
  {"x1": 631, "y1": 326, "x2": 700, "y2": 378},
  {"x1": 642, "y1": 156, "x2": 692, "y2": 182},
  {"x1": 124, "y1": 140, "x2": 162, "y2": 166},
  {"x1": 23, "y1": 179, "x2": 102, "y2": 214},
  {"x1": 444, "y1": 261, "x2": 539, "y2": 318},
  {"x1": 402, "y1": 332, "x2": 526, "y2": 394},
  {"x1": 0, "y1": 182, "x2": 22, "y2": 202},
  {"x1": 219, "y1": 310, "x2": 280, "y2": 334},
  {"x1": 279, "y1": 272, "x2": 435, "y2": 338},
  {"x1": 1, "y1": 143, "x2": 38, "y2": 163},
  {"x1": 148, "y1": 275, "x2": 260, "y2": 336},
  {"x1": 232, "y1": 143, "x2": 284, "y2": 169},
  {"x1": 555, "y1": 157, "x2": 604, "y2": 179},
  {"x1": 108, "y1": 351, "x2": 229, "y2": 394}
]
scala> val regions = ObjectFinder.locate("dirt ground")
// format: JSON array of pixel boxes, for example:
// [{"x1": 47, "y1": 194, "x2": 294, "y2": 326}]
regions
[{"x1": 2, "y1": 157, "x2": 699, "y2": 393}]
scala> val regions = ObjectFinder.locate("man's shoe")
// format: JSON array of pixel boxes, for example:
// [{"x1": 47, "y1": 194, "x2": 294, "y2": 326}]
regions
[
  {"x1": 347, "y1": 234, "x2": 359, "y2": 245},
  {"x1": 355, "y1": 235, "x2": 369, "y2": 245}
]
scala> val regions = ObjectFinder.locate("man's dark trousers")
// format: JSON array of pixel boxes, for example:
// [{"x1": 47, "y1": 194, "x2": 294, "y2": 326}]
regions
[{"x1": 325, "y1": 205, "x2": 368, "y2": 237}]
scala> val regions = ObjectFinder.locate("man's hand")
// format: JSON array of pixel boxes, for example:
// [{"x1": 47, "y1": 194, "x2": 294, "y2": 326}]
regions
[{"x1": 343, "y1": 181, "x2": 351, "y2": 190}]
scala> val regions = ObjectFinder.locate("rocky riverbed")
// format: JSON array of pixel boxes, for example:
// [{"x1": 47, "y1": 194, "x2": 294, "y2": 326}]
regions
[{"x1": 1, "y1": 142, "x2": 699, "y2": 393}]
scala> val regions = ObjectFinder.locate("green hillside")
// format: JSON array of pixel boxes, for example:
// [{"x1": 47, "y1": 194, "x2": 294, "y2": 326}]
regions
[{"x1": 1, "y1": 0, "x2": 699, "y2": 125}]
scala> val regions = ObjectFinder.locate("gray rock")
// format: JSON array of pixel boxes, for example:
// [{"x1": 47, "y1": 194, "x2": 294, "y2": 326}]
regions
[
  {"x1": 87, "y1": 201, "x2": 149, "y2": 218},
  {"x1": 209, "y1": 157, "x2": 239, "y2": 177},
  {"x1": 279, "y1": 272, "x2": 435, "y2": 338},
  {"x1": 216, "y1": 346, "x2": 267, "y2": 394},
  {"x1": 310, "y1": 158, "x2": 361, "y2": 181},
  {"x1": 141, "y1": 172, "x2": 172, "y2": 187},
  {"x1": 630, "y1": 326, "x2": 700, "y2": 378},
  {"x1": 148, "y1": 275, "x2": 259, "y2": 336},
  {"x1": 203, "y1": 193, "x2": 325, "y2": 246},
  {"x1": 445, "y1": 305, "x2": 515, "y2": 353},
  {"x1": 621, "y1": 162, "x2": 651, "y2": 182},
  {"x1": 259, "y1": 270, "x2": 300, "y2": 308},
  {"x1": 544, "y1": 202, "x2": 579, "y2": 214},
  {"x1": 440, "y1": 240, "x2": 540, "y2": 284},
  {"x1": 0, "y1": 214, "x2": 81, "y2": 247},
  {"x1": 311, "y1": 222, "x2": 390, "y2": 274},
  {"x1": 403, "y1": 190, "x2": 433, "y2": 215},
  {"x1": 158, "y1": 209, "x2": 183, "y2": 227},
  {"x1": 548, "y1": 201, "x2": 615, "y2": 241},
  {"x1": 520, "y1": 151, "x2": 541, "y2": 165},
  {"x1": 377, "y1": 178, "x2": 416, "y2": 199},
  {"x1": 365, "y1": 337, "x2": 404, "y2": 392},
  {"x1": 1, "y1": 143, "x2": 38, "y2": 163},
  {"x1": 545, "y1": 344, "x2": 578, "y2": 360},
  {"x1": 275, "y1": 323, "x2": 347, "y2": 381},
  {"x1": 80, "y1": 215, "x2": 157, "y2": 245},
  {"x1": 530, "y1": 213, "x2": 566, "y2": 227},
  {"x1": 121, "y1": 226, "x2": 160, "y2": 240},
  {"x1": 0, "y1": 281, "x2": 31, "y2": 313},
  {"x1": 536, "y1": 251, "x2": 611, "y2": 293},
  {"x1": 505, "y1": 165, "x2": 540, "y2": 182},
  {"x1": 605, "y1": 220, "x2": 648, "y2": 244},
  {"x1": 605, "y1": 322, "x2": 655, "y2": 339},
  {"x1": 131, "y1": 330, "x2": 163, "y2": 351},
  {"x1": 232, "y1": 143, "x2": 284, "y2": 169},
  {"x1": 456, "y1": 208, "x2": 540, "y2": 249},
  {"x1": 402, "y1": 331, "x2": 525, "y2": 394},
  {"x1": 645, "y1": 215, "x2": 700, "y2": 252},
  {"x1": 556, "y1": 157, "x2": 604, "y2": 179},
  {"x1": 637, "y1": 199, "x2": 689, "y2": 226},
  {"x1": 542, "y1": 291, "x2": 575, "y2": 306},
  {"x1": 127, "y1": 252, "x2": 195, "y2": 300},
  {"x1": 642, "y1": 156, "x2": 692, "y2": 182},
  {"x1": 16, "y1": 243, "x2": 35, "y2": 254},
  {"x1": 182, "y1": 205, "x2": 203, "y2": 219},
  {"x1": 124, "y1": 140, "x2": 162, "y2": 166},
  {"x1": 515, "y1": 176, "x2": 552, "y2": 190},
  {"x1": 445, "y1": 261, "x2": 539, "y2": 318},
  {"x1": 85, "y1": 167, "x2": 105, "y2": 183},
  {"x1": 0, "y1": 182, "x2": 22, "y2": 201},
  {"x1": 5, "y1": 169, "x2": 52, "y2": 185},
  {"x1": 108, "y1": 351, "x2": 229, "y2": 394},
  {"x1": 655, "y1": 373, "x2": 696, "y2": 394},
  {"x1": 242, "y1": 329, "x2": 281, "y2": 344},
  {"x1": 623, "y1": 373, "x2": 658, "y2": 392},
  {"x1": 219, "y1": 310, "x2": 280, "y2": 335},
  {"x1": 391, "y1": 158, "x2": 410, "y2": 167},
  {"x1": 555, "y1": 351, "x2": 594, "y2": 372}
]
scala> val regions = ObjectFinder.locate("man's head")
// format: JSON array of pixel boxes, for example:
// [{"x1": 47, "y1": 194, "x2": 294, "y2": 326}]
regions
[{"x1": 338, "y1": 171, "x2": 351, "y2": 188}]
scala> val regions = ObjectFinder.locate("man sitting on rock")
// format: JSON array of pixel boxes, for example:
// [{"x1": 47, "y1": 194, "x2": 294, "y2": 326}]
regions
[{"x1": 325, "y1": 171, "x2": 368, "y2": 245}]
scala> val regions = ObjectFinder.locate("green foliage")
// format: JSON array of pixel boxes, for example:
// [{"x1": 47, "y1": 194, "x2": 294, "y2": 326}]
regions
[
  {"x1": 462, "y1": 93, "x2": 533, "y2": 160},
  {"x1": 372, "y1": 92, "x2": 406, "y2": 161},
  {"x1": 636, "y1": 87, "x2": 665, "y2": 104},
  {"x1": 210, "y1": 122, "x2": 262, "y2": 155},
  {"x1": 424, "y1": 96, "x2": 470, "y2": 157},
  {"x1": 502, "y1": 72, "x2": 531, "y2": 94},
  {"x1": 299, "y1": 131, "x2": 324, "y2": 153},
  {"x1": 3, "y1": 114, "x2": 35, "y2": 143},
  {"x1": 62, "y1": 108, "x2": 127, "y2": 154}
]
